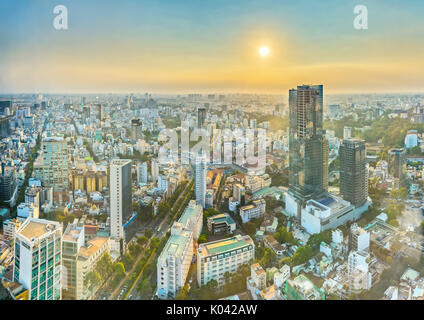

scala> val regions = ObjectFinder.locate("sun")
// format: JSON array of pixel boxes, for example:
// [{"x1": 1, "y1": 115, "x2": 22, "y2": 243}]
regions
[{"x1": 259, "y1": 46, "x2": 270, "y2": 57}]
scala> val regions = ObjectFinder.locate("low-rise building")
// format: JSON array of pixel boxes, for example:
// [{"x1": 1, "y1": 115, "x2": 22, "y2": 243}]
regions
[
  {"x1": 197, "y1": 235, "x2": 255, "y2": 287},
  {"x1": 207, "y1": 213, "x2": 236, "y2": 235},
  {"x1": 239, "y1": 199, "x2": 266, "y2": 223}
]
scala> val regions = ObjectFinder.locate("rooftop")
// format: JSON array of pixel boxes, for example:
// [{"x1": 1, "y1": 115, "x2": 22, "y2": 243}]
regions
[
  {"x1": 17, "y1": 218, "x2": 60, "y2": 241},
  {"x1": 199, "y1": 235, "x2": 253, "y2": 256},
  {"x1": 79, "y1": 237, "x2": 108, "y2": 258}
]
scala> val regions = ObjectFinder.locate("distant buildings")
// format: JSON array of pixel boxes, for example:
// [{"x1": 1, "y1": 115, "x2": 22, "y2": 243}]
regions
[
  {"x1": 13, "y1": 218, "x2": 63, "y2": 300},
  {"x1": 197, "y1": 235, "x2": 254, "y2": 287}
]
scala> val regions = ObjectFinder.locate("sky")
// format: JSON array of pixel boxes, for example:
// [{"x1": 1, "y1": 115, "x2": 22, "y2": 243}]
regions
[{"x1": 1, "y1": 0, "x2": 424, "y2": 94}]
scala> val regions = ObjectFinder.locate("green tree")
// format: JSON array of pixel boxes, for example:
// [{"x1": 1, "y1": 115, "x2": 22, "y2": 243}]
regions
[
  {"x1": 244, "y1": 222, "x2": 257, "y2": 235},
  {"x1": 292, "y1": 245, "x2": 313, "y2": 266},
  {"x1": 137, "y1": 278, "x2": 152, "y2": 298},
  {"x1": 261, "y1": 248, "x2": 277, "y2": 268},
  {"x1": 198, "y1": 233, "x2": 207, "y2": 244},
  {"x1": 84, "y1": 271, "x2": 101, "y2": 292},
  {"x1": 114, "y1": 262, "x2": 126, "y2": 277}
]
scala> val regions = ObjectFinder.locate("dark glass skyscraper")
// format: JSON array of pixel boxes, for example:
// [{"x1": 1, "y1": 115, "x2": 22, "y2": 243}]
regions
[
  {"x1": 288, "y1": 85, "x2": 328, "y2": 202},
  {"x1": 197, "y1": 107, "x2": 206, "y2": 129},
  {"x1": 339, "y1": 138, "x2": 368, "y2": 207}
]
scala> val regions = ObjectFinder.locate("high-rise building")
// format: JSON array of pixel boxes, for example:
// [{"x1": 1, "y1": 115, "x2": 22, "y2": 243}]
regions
[
  {"x1": 137, "y1": 162, "x2": 148, "y2": 184},
  {"x1": 41, "y1": 137, "x2": 69, "y2": 192},
  {"x1": 13, "y1": 218, "x2": 63, "y2": 300},
  {"x1": 0, "y1": 100, "x2": 12, "y2": 115},
  {"x1": 195, "y1": 154, "x2": 207, "y2": 208},
  {"x1": 339, "y1": 138, "x2": 368, "y2": 207},
  {"x1": 109, "y1": 159, "x2": 135, "y2": 254},
  {"x1": 0, "y1": 164, "x2": 18, "y2": 206},
  {"x1": 151, "y1": 159, "x2": 159, "y2": 184},
  {"x1": 0, "y1": 116, "x2": 11, "y2": 138},
  {"x1": 388, "y1": 148, "x2": 406, "y2": 181},
  {"x1": 156, "y1": 222, "x2": 193, "y2": 299},
  {"x1": 131, "y1": 119, "x2": 143, "y2": 142},
  {"x1": 287, "y1": 85, "x2": 328, "y2": 217},
  {"x1": 197, "y1": 107, "x2": 206, "y2": 129}
]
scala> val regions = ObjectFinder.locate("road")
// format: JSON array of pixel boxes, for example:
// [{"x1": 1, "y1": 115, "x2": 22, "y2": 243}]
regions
[{"x1": 123, "y1": 181, "x2": 194, "y2": 300}]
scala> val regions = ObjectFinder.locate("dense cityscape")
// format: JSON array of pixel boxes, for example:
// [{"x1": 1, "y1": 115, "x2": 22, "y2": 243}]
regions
[
  {"x1": 0, "y1": 89, "x2": 423, "y2": 301},
  {"x1": 2, "y1": 0, "x2": 424, "y2": 308}
]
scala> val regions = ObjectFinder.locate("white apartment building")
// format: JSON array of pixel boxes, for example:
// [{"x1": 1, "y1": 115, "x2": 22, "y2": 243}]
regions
[
  {"x1": 348, "y1": 250, "x2": 372, "y2": 294},
  {"x1": 239, "y1": 198, "x2": 266, "y2": 223},
  {"x1": 178, "y1": 200, "x2": 203, "y2": 241},
  {"x1": 13, "y1": 218, "x2": 63, "y2": 300},
  {"x1": 197, "y1": 235, "x2": 255, "y2": 287},
  {"x1": 156, "y1": 223, "x2": 194, "y2": 299}
]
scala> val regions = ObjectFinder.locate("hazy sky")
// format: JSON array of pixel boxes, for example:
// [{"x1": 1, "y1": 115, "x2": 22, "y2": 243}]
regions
[{"x1": 1, "y1": 0, "x2": 424, "y2": 94}]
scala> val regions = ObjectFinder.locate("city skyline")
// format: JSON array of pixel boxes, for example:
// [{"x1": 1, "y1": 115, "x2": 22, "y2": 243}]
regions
[{"x1": 2, "y1": 0, "x2": 424, "y2": 94}]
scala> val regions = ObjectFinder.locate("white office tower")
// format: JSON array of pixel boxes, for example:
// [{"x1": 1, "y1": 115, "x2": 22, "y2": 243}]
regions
[
  {"x1": 151, "y1": 159, "x2": 159, "y2": 184},
  {"x1": 343, "y1": 127, "x2": 352, "y2": 140},
  {"x1": 195, "y1": 154, "x2": 207, "y2": 208},
  {"x1": 137, "y1": 162, "x2": 148, "y2": 184},
  {"x1": 156, "y1": 222, "x2": 194, "y2": 299},
  {"x1": 348, "y1": 250, "x2": 372, "y2": 294},
  {"x1": 13, "y1": 218, "x2": 63, "y2": 300},
  {"x1": 109, "y1": 159, "x2": 133, "y2": 255}
]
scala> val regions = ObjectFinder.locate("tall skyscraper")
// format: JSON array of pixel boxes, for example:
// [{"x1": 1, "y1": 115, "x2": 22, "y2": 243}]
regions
[
  {"x1": 109, "y1": 159, "x2": 135, "y2": 254},
  {"x1": 41, "y1": 137, "x2": 69, "y2": 192},
  {"x1": 195, "y1": 154, "x2": 207, "y2": 208},
  {"x1": 137, "y1": 162, "x2": 148, "y2": 184},
  {"x1": 388, "y1": 148, "x2": 406, "y2": 186},
  {"x1": 131, "y1": 119, "x2": 143, "y2": 142},
  {"x1": 287, "y1": 85, "x2": 328, "y2": 216},
  {"x1": 197, "y1": 107, "x2": 206, "y2": 129},
  {"x1": 94, "y1": 103, "x2": 103, "y2": 123},
  {"x1": 13, "y1": 218, "x2": 63, "y2": 300},
  {"x1": 339, "y1": 138, "x2": 368, "y2": 207}
]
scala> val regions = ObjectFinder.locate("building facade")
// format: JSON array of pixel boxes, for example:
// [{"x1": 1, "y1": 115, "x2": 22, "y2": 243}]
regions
[
  {"x1": 197, "y1": 235, "x2": 255, "y2": 287},
  {"x1": 13, "y1": 218, "x2": 63, "y2": 300}
]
